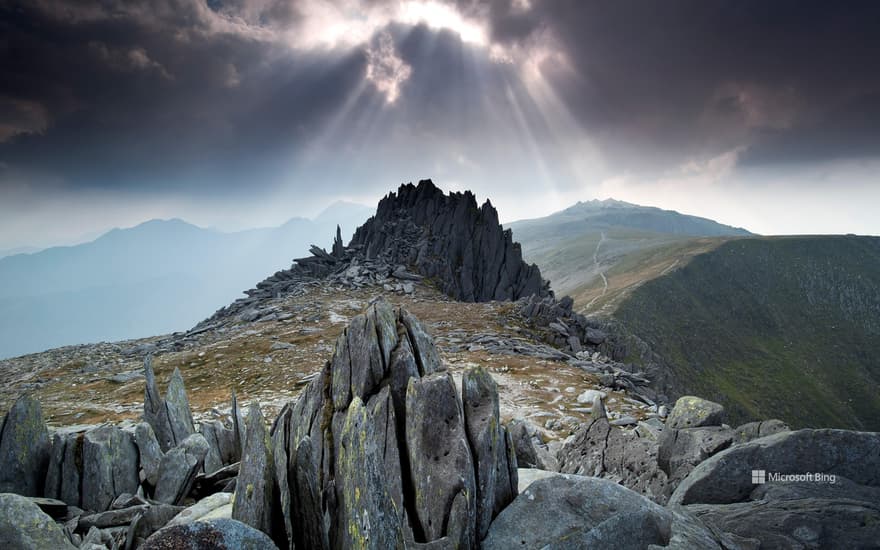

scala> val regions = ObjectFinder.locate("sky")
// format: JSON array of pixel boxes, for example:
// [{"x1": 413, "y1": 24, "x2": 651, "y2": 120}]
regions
[{"x1": 2, "y1": 0, "x2": 880, "y2": 249}]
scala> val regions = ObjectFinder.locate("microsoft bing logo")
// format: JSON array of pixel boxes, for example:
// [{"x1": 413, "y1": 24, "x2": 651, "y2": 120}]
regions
[{"x1": 751, "y1": 470, "x2": 766, "y2": 484}]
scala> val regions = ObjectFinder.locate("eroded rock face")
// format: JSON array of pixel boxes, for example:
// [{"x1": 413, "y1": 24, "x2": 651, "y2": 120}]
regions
[
  {"x1": 143, "y1": 357, "x2": 195, "y2": 452},
  {"x1": 270, "y1": 299, "x2": 516, "y2": 549},
  {"x1": 557, "y1": 399, "x2": 670, "y2": 504},
  {"x1": 0, "y1": 395, "x2": 50, "y2": 497},
  {"x1": 349, "y1": 180, "x2": 550, "y2": 302}
]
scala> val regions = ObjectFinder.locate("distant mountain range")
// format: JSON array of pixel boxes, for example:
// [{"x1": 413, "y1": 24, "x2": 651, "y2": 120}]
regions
[{"x1": 0, "y1": 201, "x2": 373, "y2": 359}]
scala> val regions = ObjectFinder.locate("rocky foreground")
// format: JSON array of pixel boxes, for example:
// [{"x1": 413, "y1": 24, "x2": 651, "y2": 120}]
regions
[{"x1": 1, "y1": 301, "x2": 879, "y2": 549}]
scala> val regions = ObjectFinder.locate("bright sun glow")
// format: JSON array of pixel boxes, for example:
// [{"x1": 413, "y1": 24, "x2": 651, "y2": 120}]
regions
[{"x1": 398, "y1": 1, "x2": 489, "y2": 46}]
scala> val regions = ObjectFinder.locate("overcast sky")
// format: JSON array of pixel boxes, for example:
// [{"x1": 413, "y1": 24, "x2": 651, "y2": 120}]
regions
[{"x1": 2, "y1": 0, "x2": 880, "y2": 249}]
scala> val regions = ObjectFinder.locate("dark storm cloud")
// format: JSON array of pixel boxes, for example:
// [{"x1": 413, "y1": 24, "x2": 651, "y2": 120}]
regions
[
  {"x1": 0, "y1": 0, "x2": 376, "y2": 192},
  {"x1": 481, "y1": 0, "x2": 880, "y2": 168}
]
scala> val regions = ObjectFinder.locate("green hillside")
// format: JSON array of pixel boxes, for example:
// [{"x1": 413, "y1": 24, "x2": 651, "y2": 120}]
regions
[{"x1": 613, "y1": 236, "x2": 880, "y2": 430}]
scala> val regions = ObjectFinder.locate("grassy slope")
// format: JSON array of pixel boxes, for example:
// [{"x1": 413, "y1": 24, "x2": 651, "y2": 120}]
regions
[{"x1": 613, "y1": 236, "x2": 880, "y2": 430}]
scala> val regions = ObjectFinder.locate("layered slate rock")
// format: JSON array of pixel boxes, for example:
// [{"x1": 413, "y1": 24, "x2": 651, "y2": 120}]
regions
[
  {"x1": 273, "y1": 299, "x2": 517, "y2": 549},
  {"x1": 154, "y1": 433, "x2": 210, "y2": 505},
  {"x1": 232, "y1": 402, "x2": 275, "y2": 540},
  {"x1": 0, "y1": 493, "x2": 77, "y2": 550},
  {"x1": 81, "y1": 424, "x2": 140, "y2": 512},
  {"x1": 672, "y1": 429, "x2": 880, "y2": 547},
  {"x1": 0, "y1": 395, "x2": 51, "y2": 497},
  {"x1": 144, "y1": 357, "x2": 195, "y2": 452},
  {"x1": 482, "y1": 474, "x2": 730, "y2": 549},
  {"x1": 349, "y1": 180, "x2": 550, "y2": 302}
]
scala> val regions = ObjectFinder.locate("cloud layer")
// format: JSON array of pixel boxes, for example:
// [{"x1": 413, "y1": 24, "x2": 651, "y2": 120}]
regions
[{"x1": 2, "y1": 0, "x2": 880, "y2": 244}]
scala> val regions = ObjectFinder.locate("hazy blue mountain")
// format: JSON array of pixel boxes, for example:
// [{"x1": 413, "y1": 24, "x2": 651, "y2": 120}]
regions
[
  {"x1": 0, "y1": 202, "x2": 373, "y2": 358},
  {"x1": 0, "y1": 246, "x2": 42, "y2": 259}
]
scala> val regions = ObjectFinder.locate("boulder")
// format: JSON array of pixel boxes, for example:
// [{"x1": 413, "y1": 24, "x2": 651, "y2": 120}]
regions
[
  {"x1": 481, "y1": 474, "x2": 728, "y2": 549},
  {"x1": 232, "y1": 402, "x2": 274, "y2": 538},
  {"x1": 507, "y1": 419, "x2": 556, "y2": 471},
  {"x1": 142, "y1": 518, "x2": 279, "y2": 550},
  {"x1": 665, "y1": 396, "x2": 726, "y2": 430},
  {"x1": 166, "y1": 492, "x2": 233, "y2": 527},
  {"x1": 81, "y1": 425, "x2": 140, "y2": 512},
  {"x1": 732, "y1": 419, "x2": 790, "y2": 444},
  {"x1": 154, "y1": 433, "x2": 210, "y2": 505},
  {"x1": 658, "y1": 425, "x2": 734, "y2": 486},
  {"x1": 670, "y1": 428, "x2": 880, "y2": 506},
  {"x1": 0, "y1": 395, "x2": 50, "y2": 496},
  {"x1": 0, "y1": 493, "x2": 76, "y2": 549}
]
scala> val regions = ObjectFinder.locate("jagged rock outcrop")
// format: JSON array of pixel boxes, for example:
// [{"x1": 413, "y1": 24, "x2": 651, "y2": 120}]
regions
[
  {"x1": 350, "y1": 180, "x2": 550, "y2": 302},
  {"x1": 0, "y1": 395, "x2": 50, "y2": 497},
  {"x1": 144, "y1": 358, "x2": 195, "y2": 452},
  {"x1": 507, "y1": 419, "x2": 558, "y2": 471},
  {"x1": 264, "y1": 299, "x2": 517, "y2": 549}
]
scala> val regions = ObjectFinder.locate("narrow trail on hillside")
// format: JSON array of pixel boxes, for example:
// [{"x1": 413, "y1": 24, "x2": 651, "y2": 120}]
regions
[{"x1": 586, "y1": 231, "x2": 608, "y2": 310}]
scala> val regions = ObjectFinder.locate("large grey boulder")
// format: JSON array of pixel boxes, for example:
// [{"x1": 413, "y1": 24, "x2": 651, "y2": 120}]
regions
[
  {"x1": 154, "y1": 433, "x2": 210, "y2": 505},
  {"x1": 665, "y1": 396, "x2": 726, "y2": 430},
  {"x1": 0, "y1": 395, "x2": 50, "y2": 496},
  {"x1": 232, "y1": 402, "x2": 275, "y2": 539},
  {"x1": 658, "y1": 426, "x2": 734, "y2": 488},
  {"x1": 81, "y1": 424, "x2": 140, "y2": 512},
  {"x1": 669, "y1": 428, "x2": 880, "y2": 547},
  {"x1": 481, "y1": 474, "x2": 729, "y2": 549},
  {"x1": 142, "y1": 518, "x2": 279, "y2": 550},
  {"x1": 0, "y1": 493, "x2": 76, "y2": 549},
  {"x1": 670, "y1": 428, "x2": 880, "y2": 505},
  {"x1": 143, "y1": 357, "x2": 195, "y2": 452}
]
